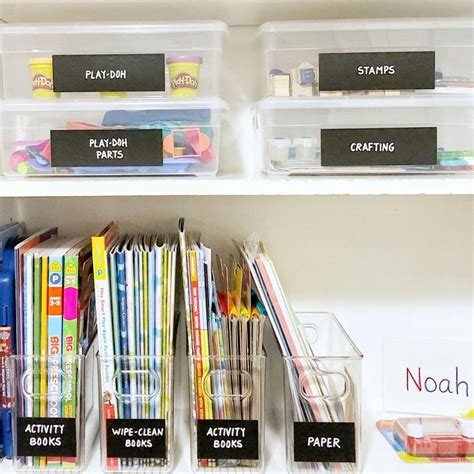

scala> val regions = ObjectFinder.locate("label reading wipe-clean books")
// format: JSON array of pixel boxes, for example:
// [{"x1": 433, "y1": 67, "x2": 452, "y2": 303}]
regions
[
  {"x1": 294, "y1": 422, "x2": 356, "y2": 463},
  {"x1": 17, "y1": 417, "x2": 77, "y2": 457},
  {"x1": 50, "y1": 129, "x2": 163, "y2": 168},
  {"x1": 321, "y1": 127, "x2": 437, "y2": 167},
  {"x1": 106, "y1": 419, "x2": 166, "y2": 459},
  {"x1": 52, "y1": 54, "x2": 165, "y2": 93},
  {"x1": 319, "y1": 51, "x2": 435, "y2": 91},
  {"x1": 197, "y1": 420, "x2": 259, "y2": 460}
]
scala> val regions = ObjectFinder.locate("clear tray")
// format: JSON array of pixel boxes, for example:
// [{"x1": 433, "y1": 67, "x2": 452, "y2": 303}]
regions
[
  {"x1": 257, "y1": 95, "x2": 474, "y2": 175},
  {"x1": 0, "y1": 22, "x2": 227, "y2": 100},
  {"x1": 1, "y1": 98, "x2": 227, "y2": 177},
  {"x1": 257, "y1": 18, "x2": 474, "y2": 98}
]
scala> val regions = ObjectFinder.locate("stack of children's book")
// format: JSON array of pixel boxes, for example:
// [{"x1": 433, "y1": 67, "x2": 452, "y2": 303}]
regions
[
  {"x1": 9, "y1": 227, "x2": 97, "y2": 469},
  {"x1": 92, "y1": 222, "x2": 178, "y2": 471},
  {"x1": 179, "y1": 219, "x2": 266, "y2": 469}
]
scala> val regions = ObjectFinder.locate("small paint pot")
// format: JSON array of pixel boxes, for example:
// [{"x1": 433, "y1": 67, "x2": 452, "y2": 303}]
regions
[
  {"x1": 28, "y1": 58, "x2": 60, "y2": 99},
  {"x1": 166, "y1": 56, "x2": 203, "y2": 97}
]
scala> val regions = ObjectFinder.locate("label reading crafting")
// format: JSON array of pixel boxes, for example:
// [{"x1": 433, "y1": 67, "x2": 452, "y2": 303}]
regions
[
  {"x1": 321, "y1": 127, "x2": 437, "y2": 167},
  {"x1": 319, "y1": 51, "x2": 435, "y2": 91},
  {"x1": 52, "y1": 54, "x2": 165, "y2": 93},
  {"x1": 294, "y1": 422, "x2": 356, "y2": 463},
  {"x1": 50, "y1": 129, "x2": 163, "y2": 168},
  {"x1": 197, "y1": 420, "x2": 259, "y2": 460},
  {"x1": 17, "y1": 417, "x2": 77, "y2": 457},
  {"x1": 106, "y1": 419, "x2": 166, "y2": 459}
]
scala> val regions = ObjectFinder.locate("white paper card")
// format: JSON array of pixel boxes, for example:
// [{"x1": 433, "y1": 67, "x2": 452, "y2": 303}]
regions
[{"x1": 383, "y1": 339, "x2": 473, "y2": 416}]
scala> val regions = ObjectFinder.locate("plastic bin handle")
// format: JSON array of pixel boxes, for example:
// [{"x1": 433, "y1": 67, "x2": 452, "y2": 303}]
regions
[
  {"x1": 299, "y1": 323, "x2": 319, "y2": 346},
  {"x1": 202, "y1": 369, "x2": 253, "y2": 401},
  {"x1": 299, "y1": 368, "x2": 351, "y2": 403},
  {"x1": 20, "y1": 359, "x2": 69, "y2": 401},
  {"x1": 112, "y1": 367, "x2": 161, "y2": 401}
]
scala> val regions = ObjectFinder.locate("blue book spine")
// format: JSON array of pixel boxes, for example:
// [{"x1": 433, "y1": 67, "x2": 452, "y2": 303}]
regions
[{"x1": 116, "y1": 252, "x2": 130, "y2": 418}]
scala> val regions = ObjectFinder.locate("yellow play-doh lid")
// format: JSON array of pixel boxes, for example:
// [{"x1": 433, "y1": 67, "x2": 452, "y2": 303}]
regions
[{"x1": 28, "y1": 58, "x2": 53, "y2": 66}]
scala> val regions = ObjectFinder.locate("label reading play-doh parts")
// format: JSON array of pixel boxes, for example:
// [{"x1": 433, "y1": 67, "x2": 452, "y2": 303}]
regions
[
  {"x1": 29, "y1": 58, "x2": 60, "y2": 99},
  {"x1": 166, "y1": 56, "x2": 202, "y2": 97}
]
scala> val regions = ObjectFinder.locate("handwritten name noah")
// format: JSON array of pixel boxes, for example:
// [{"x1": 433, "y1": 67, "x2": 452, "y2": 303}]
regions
[{"x1": 406, "y1": 367, "x2": 469, "y2": 396}]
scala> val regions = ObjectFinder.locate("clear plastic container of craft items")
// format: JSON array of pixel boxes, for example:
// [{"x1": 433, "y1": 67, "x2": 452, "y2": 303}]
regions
[
  {"x1": 257, "y1": 18, "x2": 474, "y2": 98},
  {"x1": 97, "y1": 356, "x2": 174, "y2": 472},
  {"x1": 8, "y1": 347, "x2": 98, "y2": 471},
  {"x1": 0, "y1": 22, "x2": 227, "y2": 100},
  {"x1": 257, "y1": 95, "x2": 474, "y2": 175},
  {"x1": 188, "y1": 355, "x2": 266, "y2": 472},
  {"x1": 284, "y1": 312, "x2": 363, "y2": 473},
  {"x1": 393, "y1": 417, "x2": 474, "y2": 458},
  {"x1": 1, "y1": 98, "x2": 226, "y2": 177}
]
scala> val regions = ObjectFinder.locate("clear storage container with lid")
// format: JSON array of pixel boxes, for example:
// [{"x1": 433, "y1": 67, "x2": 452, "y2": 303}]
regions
[
  {"x1": 257, "y1": 94, "x2": 474, "y2": 175},
  {"x1": 0, "y1": 22, "x2": 227, "y2": 100},
  {"x1": 1, "y1": 98, "x2": 227, "y2": 177},
  {"x1": 257, "y1": 18, "x2": 474, "y2": 98}
]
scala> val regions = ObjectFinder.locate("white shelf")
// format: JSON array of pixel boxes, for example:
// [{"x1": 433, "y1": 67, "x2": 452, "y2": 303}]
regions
[
  {"x1": 0, "y1": 173, "x2": 473, "y2": 197},
  {"x1": 2, "y1": 416, "x2": 473, "y2": 473},
  {"x1": 0, "y1": 0, "x2": 472, "y2": 24}
]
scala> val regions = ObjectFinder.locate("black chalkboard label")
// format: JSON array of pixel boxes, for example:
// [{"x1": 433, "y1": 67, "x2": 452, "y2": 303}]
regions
[
  {"x1": 294, "y1": 422, "x2": 356, "y2": 463},
  {"x1": 197, "y1": 420, "x2": 259, "y2": 460},
  {"x1": 17, "y1": 417, "x2": 77, "y2": 457},
  {"x1": 50, "y1": 129, "x2": 163, "y2": 168},
  {"x1": 52, "y1": 54, "x2": 165, "y2": 93},
  {"x1": 321, "y1": 127, "x2": 437, "y2": 167},
  {"x1": 319, "y1": 51, "x2": 435, "y2": 91},
  {"x1": 106, "y1": 419, "x2": 166, "y2": 459}
]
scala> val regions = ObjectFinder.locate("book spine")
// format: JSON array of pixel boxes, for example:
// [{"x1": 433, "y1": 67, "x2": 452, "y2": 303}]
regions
[
  {"x1": 47, "y1": 255, "x2": 64, "y2": 467},
  {"x1": 91, "y1": 235, "x2": 118, "y2": 470},
  {"x1": 32, "y1": 255, "x2": 42, "y2": 469},
  {"x1": 62, "y1": 255, "x2": 79, "y2": 467},
  {"x1": 39, "y1": 256, "x2": 49, "y2": 469}
]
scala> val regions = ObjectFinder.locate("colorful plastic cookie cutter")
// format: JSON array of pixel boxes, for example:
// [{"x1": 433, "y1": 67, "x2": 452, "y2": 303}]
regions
[{"x1": 163, "y1": 128, "x2": 210, "y2": 159}]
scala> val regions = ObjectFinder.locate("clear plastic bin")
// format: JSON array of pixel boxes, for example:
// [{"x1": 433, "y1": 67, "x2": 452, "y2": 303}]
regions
[
  {"x1": 257, "y1": 95, "x2": 474, "y2": 175},
  {"x1": 1, "y1": 98, "x2": 226, "y2": 177},
  {"x1": 188, "y1": 355, "x2": 265, "y2": 472},
  {"x1": 257, "y1": 19, "x2": 474, "y2": 97},
  {"x1": 7, "y1": 348, "x2": 98, "y2": 471},
  {"x1": 284, "y1": 312, "x2": 363, "y2": 473},
  {"x1": 0, "y1": 22, "x2": 227, "y2": 100},
  {"x1": 98, "y1": 355, "x2": 174, "y2": 472}
]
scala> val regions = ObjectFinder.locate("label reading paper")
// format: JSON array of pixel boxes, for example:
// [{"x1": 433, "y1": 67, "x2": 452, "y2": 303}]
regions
[
  {"x1": 321, "y1": 127, "x2": 437, "y2": 167},
  {"x1": 17, "y1": 417, "x2": 77, "y2": 457},
  {"x1": 294, "y1": 422, "x2": 356, "y2": 463},
  {"x1": 52, "y1": 54, "x2": 165, "y2": 92},
  {"x1": 319, "y1": 51, "x2": 435, "y2": 91},
  {"x1": 106, "y1": 419, "x2": 166, "y2": 459},
  {"x1": 197, "y1": 420, "x2": 259, "y2": 460},
  {"x1": 50, "y1": 129, "x2": 163, "y2": 168}
]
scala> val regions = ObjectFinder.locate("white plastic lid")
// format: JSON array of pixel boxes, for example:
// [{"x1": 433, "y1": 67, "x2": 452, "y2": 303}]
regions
[
  {"x1": 406, "y1": 422, "x2": 424, "y2": 438},
  {"x1": 461, "y1": 420, "x2": 474, "y2": 438}
]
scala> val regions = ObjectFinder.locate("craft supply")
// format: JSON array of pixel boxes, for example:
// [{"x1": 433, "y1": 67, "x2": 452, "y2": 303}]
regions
[
  {"x1": 28, "y1": 58, "x2": 59, "y2": 99},
  {"x1": 270, "y1": 69, "x2": 291, "y2": 97},
  {"x1": 378, "y1": 417, "x2": 474, "y2": 462},
  {"x1": 166, "y1": 56, "x2": 203, "y2": 97}
]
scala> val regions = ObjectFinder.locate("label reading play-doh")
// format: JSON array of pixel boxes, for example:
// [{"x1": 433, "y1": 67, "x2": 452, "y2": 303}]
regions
[
  {"x1": 17, "y1": 417, "x2": 77, "y2": 457},
  {"x1": 294, "y1": 422, "x2": 356, "y2": 463},
  {"x1": 197, "y1": 420, "x2": 259, "y2": 460},
  {"x1": 319, "y1": 51, "x2": 435, "y2": 91},
  {"x1": 52, "y1": 54, "x2": 165, "y2": 92},
  {"x1": 321, "y1": 127, "x2": 437, "y2": 167},
  {"x1": 106, "y1": 419, "x2": 166, "y2": 459},
  {"x1": 50, "y1": 129, "x2": 163, "y2": 168}
]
